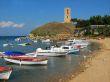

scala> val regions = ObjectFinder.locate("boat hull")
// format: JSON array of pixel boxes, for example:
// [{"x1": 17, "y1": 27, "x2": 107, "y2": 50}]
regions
[
  {"x1": 67, "y1": 49, "x2": 79, "y2": 54},
  {"x1": 37, "y1": 52, "x2": 66, "y2": 57},
  {"x1": 0, "y1": 70, "x2": 12, "y2": 80},
  {"x1": 4, "y1": 58, "x2": 48, "y2": 65},
  {"x1": 75, "y1": 44, "x2": 88, "y2": 48}
]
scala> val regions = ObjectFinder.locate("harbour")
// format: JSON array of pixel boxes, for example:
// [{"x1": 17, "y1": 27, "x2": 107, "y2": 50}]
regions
[
  {"x1": 0, "y1": 0, "x2": 109, "y2": 82},
  {"x1": 0, "y1": 36, "x2": 100, "y2": 82}
]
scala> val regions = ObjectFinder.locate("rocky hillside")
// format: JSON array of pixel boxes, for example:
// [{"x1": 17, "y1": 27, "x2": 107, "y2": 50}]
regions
[{"x1": 30, "y1": 22, "x2": 75, "y2": 40}]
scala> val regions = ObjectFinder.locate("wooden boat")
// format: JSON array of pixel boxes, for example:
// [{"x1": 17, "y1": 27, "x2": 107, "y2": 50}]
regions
[
  {"x1": 0, "y1": 66, "x2": 12, "y2": 80},
  {"x1": 4, "y1": 56, "x2": 48, "y2": 65}
]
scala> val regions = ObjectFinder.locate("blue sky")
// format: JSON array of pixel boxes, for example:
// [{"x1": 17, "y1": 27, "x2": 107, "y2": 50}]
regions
[{"x1": 0, "y1": 0, "x2": 110, "y2": 36}]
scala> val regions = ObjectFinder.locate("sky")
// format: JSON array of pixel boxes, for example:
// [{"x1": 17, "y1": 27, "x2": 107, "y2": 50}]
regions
[{"x1": 0, "y1": 0, "x2": 110, "y2": 36}]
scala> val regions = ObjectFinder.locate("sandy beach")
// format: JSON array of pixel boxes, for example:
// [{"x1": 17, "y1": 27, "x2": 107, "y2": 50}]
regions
[{"x1": 69, "y1": 38, "x2": 110, "y2": 82}]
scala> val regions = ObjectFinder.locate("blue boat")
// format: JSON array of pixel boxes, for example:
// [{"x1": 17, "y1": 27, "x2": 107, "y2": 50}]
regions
[{"x1": 3, "y1": 51, "x2": 25, "y2": 56}]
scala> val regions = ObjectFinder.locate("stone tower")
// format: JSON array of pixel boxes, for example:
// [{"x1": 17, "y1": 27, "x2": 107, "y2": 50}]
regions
[{"x1": 64, "y1": 8, "x2": 71, "y2": 23}]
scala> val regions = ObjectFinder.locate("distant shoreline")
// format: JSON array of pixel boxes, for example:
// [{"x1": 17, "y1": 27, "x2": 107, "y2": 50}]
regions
[{"x1": 0, "y1": 35, "x2": 26, "y2": 37}]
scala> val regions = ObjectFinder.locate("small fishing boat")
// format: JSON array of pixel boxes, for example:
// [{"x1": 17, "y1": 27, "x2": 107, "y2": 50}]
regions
[
  {"x1": 36, "y1": 45, "x2": 79, "y2": 56},
  {"x1": 4, "y1": 56, "x2": 48, "y2": 65},
  {"x1": 3, "y1": 43, "x2": 13, "y2": 47},
  {"x1": 67, "y1": 48, "x2": 79, "y2": 54},
  {"x1": 0, "y1": 66, "x2": 12, "y2": 80},
  {"x1": 2, "y1": 51, "x2": 25, "y2": 57},
  {"x1": 18, "y1": 42, "x2": 31, "y2": 46},
  {"x1": 15, "y1": 38, "x2": 21, "y2": 41},
  {"x1": 36, "y1": 50, "x2": 66, "y2": 57},
  {"x1": 3, "y1": 44, "x2": 8, "y2": 47},
  {"x1": 32, "y1": 39, "x2": 38, "y2": 43},
  {"x1": 1, "y1": 51, "x2": 37, "y2": 58},
  {"x1": 65, "y1": 39, "x2": 89, "y2": 48},
  {"x1": 15, "y1": 37, "x2": 28, "y2": 41},
  {"x1": 41, "y1": 39, "x2": 51, "y2": 43}
]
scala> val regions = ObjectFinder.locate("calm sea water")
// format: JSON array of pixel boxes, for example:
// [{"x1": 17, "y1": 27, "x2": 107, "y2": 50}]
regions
[{"x1": 0, "y1": 36, "x2": 99, "y2": 82}]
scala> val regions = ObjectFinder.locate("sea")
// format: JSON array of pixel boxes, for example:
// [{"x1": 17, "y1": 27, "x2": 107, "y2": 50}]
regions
[{"x1": 0, "y1": 36, "x2": 99, "y2": 82}]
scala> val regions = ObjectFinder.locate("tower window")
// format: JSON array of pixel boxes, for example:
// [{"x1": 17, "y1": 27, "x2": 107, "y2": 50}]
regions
[
  {"x1": 67, "y1": 9, "x2": 69, "y2": 15},
  {"x1": 67, "y1": 16, "x2": 68, "y2": 18}
]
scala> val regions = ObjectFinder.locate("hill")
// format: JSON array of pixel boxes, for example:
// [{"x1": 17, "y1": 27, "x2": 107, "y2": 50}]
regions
[{"x1": 30, "y1": 22, "x2": 75, "y2": 40}]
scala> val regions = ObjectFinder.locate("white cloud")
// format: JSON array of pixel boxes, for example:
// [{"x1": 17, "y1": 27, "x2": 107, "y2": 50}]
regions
[{"x1": 0, "y1": 21, "x2": 25, "y2": 28}]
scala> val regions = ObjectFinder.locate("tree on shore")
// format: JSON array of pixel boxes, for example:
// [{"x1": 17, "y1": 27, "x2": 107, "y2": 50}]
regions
[{"x1": 71, "y1": 15, "x2": 110, "y2": 37}]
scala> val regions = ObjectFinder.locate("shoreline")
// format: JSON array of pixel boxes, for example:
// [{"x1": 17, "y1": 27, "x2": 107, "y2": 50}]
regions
[
  {"x1": 56, "y1": 40, "x2": 101, "y2": 82},
  {"x1": 69, "y1": 38, "x2": 110, "y2": 82}
]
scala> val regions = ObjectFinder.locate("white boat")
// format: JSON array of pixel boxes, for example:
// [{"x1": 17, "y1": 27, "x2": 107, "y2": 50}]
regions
[
  {"x1": 0, "y1": 66, "x2": 12, "y2": 80},
  {"x1": 4, "y1": 56, "x2": 48, "y2": 65},
  {"x1": 18, "y1": 42, "x2": 31, "y2": 46},
  {"x1": 36, "y1": 51, "x2": 66, "y2": 57},
  {"x1": 66, "y1": 48, "x2": 80, "y2": 54},
  {"x1": 3, "y1": 44, "x2": 8, "y2": 47},
  {"x1": 15, "y1": 38, "x2": 21, "y2": 41},
  {"x1": 3, "y1": 43, "x2": 13, "y2": 47},
  {"x1": 36, "y1": 45, "x2": 79, "y2": 56},
  {"x1": 33, "y1": 40, "x2": 37, "y2": 43},
  {"x1": 42, "y1": 39, "x2": 51, "y2": 43},
  {"x1": 22, "y1": 52, "x2": 37, "y2": 57},
  {"x1": 65, "y1": 39, "x2": 89, "y2": 48},
  {"x1": 15, "y1": 37, "x2": 28, "y2": 41}
]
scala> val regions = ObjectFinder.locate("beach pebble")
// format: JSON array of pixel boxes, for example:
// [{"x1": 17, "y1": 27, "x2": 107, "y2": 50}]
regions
[
  {"x1": 71, "y1": 75, "x2": 75, "y2": 78},
  {"x1": 89, "y1": 50, "x2": 92, "y2": 53},
  {"x1": 103, "y1": 58, "x2": 107, "y2": 61},
  {"x1": 59, "y1": 79, "x2": 62, "y2": 82},
  {"x1": 83, "y1": 56, "x2": 87, "y2": 59}
]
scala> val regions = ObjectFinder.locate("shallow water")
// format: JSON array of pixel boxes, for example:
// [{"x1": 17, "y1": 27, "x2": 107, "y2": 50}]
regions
[{"x1": 0, "y1": 36, "x2": 100, "y2": 82}]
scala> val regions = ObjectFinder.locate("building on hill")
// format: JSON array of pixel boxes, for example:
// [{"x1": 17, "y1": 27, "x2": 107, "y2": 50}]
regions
[
  {"x1": 64, "y1": 8, "x2": 71, "y2": 23},
  {"x1": 90, "y1": 25, "x2": 110, "y2": 28}
]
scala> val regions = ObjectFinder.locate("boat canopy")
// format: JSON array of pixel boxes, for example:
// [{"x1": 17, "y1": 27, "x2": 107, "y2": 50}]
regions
[{"x1": 4, "y1": 51, "x2": 25, "y2": 56}]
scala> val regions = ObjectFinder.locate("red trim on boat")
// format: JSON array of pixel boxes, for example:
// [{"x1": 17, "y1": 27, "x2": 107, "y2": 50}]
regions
[
  {"x1": 8, "y1": 56, "x2": 47, "y2": 61},
  {"x1": 0, "y1": 67, "x2": 12, "y2": 72}
]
